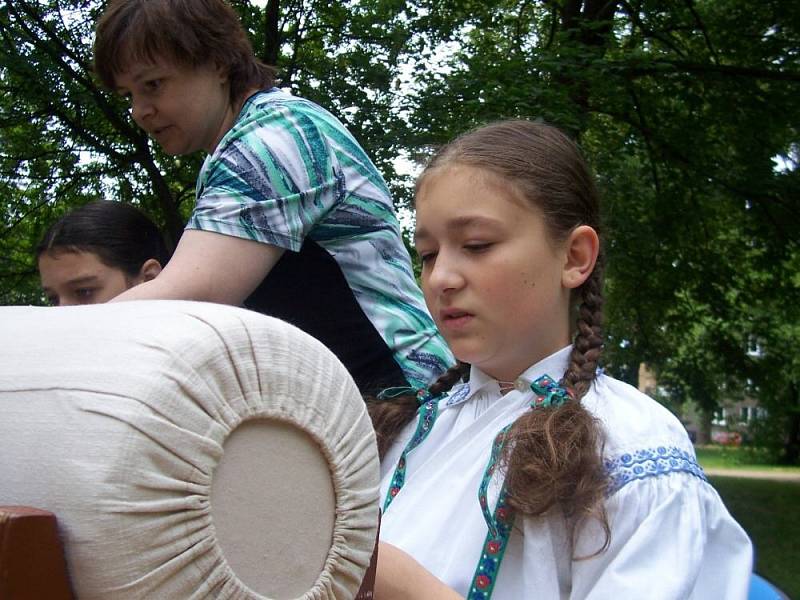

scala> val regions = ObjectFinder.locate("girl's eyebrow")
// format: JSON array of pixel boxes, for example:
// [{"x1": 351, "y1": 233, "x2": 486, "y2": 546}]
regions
[
  {"x1": 415, "y1": 215, "x2": 505, "y2": 243},
  {"x1": 63, "y1": 275, "x2": 101, "y2": 286}
]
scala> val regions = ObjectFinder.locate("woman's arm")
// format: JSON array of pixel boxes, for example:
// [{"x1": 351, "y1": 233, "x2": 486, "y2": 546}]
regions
[
  {"x1": 111, "y1": 230, "x2": 284, "y2": 305},
  {"x1": 375, "y1": 542, "x2": 463, "y2": 600}
]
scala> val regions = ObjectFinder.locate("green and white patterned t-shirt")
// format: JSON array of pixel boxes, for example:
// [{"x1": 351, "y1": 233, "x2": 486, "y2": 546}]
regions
[{"x1": 187, "y1": 89, "x2": 453, "y2": 391}]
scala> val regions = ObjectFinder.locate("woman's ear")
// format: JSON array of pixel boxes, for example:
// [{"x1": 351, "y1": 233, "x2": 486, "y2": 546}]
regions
[
  {"x1": 561, "y1": 225, "x2": 599, "y2": 289},
  {"x1": 216, "y1": 63, "x2": 229, "y2": 85},
  {"x1": 137, "y1": 258, "x2": 163, "y2": 283}
]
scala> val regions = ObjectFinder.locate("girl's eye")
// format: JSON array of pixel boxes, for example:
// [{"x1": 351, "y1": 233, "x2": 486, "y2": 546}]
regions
[
  {"x1": 418, "y1": 251, "x2": 437, "y2": 264},
  {"x1": 75, "y1": 288, "x2": 95, "y2": 299},
  {"x1": 464, "y1": 242, "x2": 492, "y2": 253},
  {"x1": 144, "y1": 79, "x2": 162, "y2": 92}
]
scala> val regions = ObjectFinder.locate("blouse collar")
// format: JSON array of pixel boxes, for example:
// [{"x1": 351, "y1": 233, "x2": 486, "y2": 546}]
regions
[{"x1": 443, "y1": 346, "x2": 573, "y2": 408}]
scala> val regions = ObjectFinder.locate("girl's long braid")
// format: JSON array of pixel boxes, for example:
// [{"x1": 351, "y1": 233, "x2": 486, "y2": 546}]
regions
[
  {"x1": 562, "y1": 253, "x2": 605, "y2": 399},
  {"x1": 368, "y1": 361, "x2": 469, "y2": 459},
  {"x1": 502, "y1": 256, "x2": 609, "y2": 554},
  {"x1": 428, "y1": 361, "x2": 470, "y2": 397}
]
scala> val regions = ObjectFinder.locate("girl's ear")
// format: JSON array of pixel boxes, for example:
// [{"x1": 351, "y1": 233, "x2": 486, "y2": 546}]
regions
[
  {"x1": 137, "y1": 258, "x2": 163, "y2": 283},
  {"x1": 561, "y1": 225, "x2": 599, "y2": 289}
]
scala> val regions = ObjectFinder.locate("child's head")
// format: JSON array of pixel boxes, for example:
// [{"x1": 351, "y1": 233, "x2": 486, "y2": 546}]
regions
[
  {"x1": 370, "y1": 121, "x2": 609, "y2": 546},
  {"x1": 93, "y1": 0, "x2": 275, "y2": 104},
  {"x1": 37, "y1": 201, "x2": 169, "y2": 306},
  {"x1": 415, "y1": 120, "x2": 604, "y2": 394},
  {"x1": 410, "y1": 121, "x2": 610, "y2": 542}
]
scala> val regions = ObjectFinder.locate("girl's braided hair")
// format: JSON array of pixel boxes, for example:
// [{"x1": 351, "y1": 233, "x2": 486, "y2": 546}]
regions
[{"x1": 368, "y1": 120, "x2": 610, "y2": 554}]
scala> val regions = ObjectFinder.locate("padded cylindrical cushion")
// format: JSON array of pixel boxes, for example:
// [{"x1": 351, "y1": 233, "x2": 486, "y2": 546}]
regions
[{"x1": 0, "y1": 301, "x2": 380, "y2": 599}]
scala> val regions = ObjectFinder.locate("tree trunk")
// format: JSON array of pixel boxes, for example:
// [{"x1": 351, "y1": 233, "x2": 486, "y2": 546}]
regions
[
  {"x1": 556, "y1": 0, "x2": 620, "y2": 137},
  {"x1": 696, "y1": 409, "x2": 713, "y2": 445},
  {"x1": 780, "y1": 382, "x2": 800, "y2": 464},
  {"x1": 134, "y1": 148, "x2": 183, "y2": 249},
  {"x1": 263, "y1": 0, "x2": 280, "y2": 67}
]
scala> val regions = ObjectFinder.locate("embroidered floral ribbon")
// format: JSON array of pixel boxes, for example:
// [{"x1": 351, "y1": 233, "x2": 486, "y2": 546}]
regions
[
  {"x1": 529, "y1": 374, "x2": 574, "y2": 409},
  {"x1": 477, "y1": 425, "x2": 511, "y2": 538},
  {"x1": 470, "y1": 425, "x2": 516, "y2": 599},
  {"x1": 382, "y1": 391, "x2": 437, "y2": 512}
]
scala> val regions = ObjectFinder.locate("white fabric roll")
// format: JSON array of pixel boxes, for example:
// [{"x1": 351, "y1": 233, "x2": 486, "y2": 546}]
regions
[{"x1": 0, "y1": 300, "x2": 380, "y2": 599}]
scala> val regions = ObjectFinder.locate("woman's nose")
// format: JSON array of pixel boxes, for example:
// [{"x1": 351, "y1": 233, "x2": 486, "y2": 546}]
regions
[{"x1": 130, "y1": 96, "x2": 154, "y2": 125}]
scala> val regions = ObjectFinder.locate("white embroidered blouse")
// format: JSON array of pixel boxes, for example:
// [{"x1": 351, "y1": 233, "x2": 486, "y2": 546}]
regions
[{"x1": 378, "y1": 346, "x2": 753, "y2": 599}]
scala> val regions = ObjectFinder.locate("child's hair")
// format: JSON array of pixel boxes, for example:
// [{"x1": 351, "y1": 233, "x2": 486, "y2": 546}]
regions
[
  {"x1": 369, "y1": 120, "x2": 610, "y2": 553},
  {"x1": 93, "y1": 0, "x2": 276, "y2": 102},
  {"x1": 37, "y1": 201, "x2": 171, "y2": 277}
]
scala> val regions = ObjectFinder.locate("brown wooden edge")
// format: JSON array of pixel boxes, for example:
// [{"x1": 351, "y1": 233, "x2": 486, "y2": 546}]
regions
[
  {"x1": 355, "y1": 510, "x2": 381, "y2": 600},
  {"x1": 0, "y1": 506, "x2": 74, "y2": 600}
]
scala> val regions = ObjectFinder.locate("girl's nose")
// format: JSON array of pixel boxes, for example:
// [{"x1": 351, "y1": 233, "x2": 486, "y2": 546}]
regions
[{"x1": 425, "y1": 254, "x2": 464, "y2": 294}]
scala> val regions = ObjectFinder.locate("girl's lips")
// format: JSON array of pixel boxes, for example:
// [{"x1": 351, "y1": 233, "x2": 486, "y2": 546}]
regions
[{"x1": 439, "y1": 310, "x2": 474, "y2": 329}]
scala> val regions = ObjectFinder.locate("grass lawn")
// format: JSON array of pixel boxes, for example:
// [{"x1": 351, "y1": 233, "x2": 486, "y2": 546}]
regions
[
  {"x1": 699, "y1": 444, "x2": 800, "y2": 598},
  {"x1": 709, "y1": 476, "x2": 800, "y2": 598},
  {"x1": 696, "y1": 444, "x2": 800, "y2": 474}
]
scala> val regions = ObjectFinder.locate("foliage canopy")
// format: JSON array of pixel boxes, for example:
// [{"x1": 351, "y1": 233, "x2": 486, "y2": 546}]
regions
[{"x1": 1, "y1": 0, "x2": 798, "y2": 458}]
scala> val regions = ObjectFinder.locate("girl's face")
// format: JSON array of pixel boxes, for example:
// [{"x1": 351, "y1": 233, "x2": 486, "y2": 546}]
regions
[
  {"x1": 114, "y1": 58, "x2": 234, "y2": 155},
  {"x1": 414, "y1": 165, "x2": 575, "y2": 382},
  {"x1": 39, "y1": 250, "x2": 137, "y2": 306}
]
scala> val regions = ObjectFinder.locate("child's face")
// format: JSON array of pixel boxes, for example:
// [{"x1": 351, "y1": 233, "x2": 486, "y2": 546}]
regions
[
  {"x1": 114, "y1": 58, "x2": 233, "y2": 155},
  {"x1": 414, "y1": 165, "x2": 573, "y2": 382},
  {"x1": 39, "y1": 250, "x2": 136, "y2": 306}
]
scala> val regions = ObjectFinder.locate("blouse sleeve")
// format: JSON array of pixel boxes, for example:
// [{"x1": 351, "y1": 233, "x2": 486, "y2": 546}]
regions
[
  {"x1": 569, "y1": 471, "x2": 753, "y2": 599},
  {"x1": 188, "y1": 101, "x2": 343, "y2": 252}
]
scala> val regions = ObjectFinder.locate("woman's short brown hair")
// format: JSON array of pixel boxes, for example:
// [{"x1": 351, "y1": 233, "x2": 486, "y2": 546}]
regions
[{"x1": 93, "y1": 0, "x2": 275, "y2": 102}]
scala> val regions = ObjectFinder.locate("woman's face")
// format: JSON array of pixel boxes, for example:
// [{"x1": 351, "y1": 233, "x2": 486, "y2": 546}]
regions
[
  {"x1": 114, "y1": 58, "x2": 234, "y2": 155},
  {"x1": 39, "y1": 250, "x2": 137, "y2": 306}
]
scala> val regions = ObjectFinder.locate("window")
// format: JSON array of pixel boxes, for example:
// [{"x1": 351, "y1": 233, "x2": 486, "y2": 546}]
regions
[{"x1": 740, "y1": 406, "x2": 751, "y2": 422}]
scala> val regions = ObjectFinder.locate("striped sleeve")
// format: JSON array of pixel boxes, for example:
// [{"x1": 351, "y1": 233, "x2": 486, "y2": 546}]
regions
[{"x1": 188, "y1": 96, "x2": 343, "y2": 252}]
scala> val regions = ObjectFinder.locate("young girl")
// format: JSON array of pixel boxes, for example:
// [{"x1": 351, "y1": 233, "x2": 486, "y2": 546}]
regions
[
  {"x1": 37, "y1": 201, "x2": 169, "y2": 306},
  {"x1": 371, "y1": 120, "x2": 753, "y2": 599},
  {"x1": 91, "y1": 0, "x2": 452, "y2": 395}
]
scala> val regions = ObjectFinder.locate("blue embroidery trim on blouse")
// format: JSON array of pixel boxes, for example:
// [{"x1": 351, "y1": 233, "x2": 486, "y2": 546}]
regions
[
  {"x1": 604, "y1": 445, "x2": 707, "y2": 495},
  {"x1": 445, "y1": 383, "x2": 471, "y2": 406}
]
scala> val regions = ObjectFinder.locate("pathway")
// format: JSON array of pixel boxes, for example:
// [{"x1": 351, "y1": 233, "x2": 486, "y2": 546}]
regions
[{"x1": 703, "y1": 468, "x2": 800, "y2": 482}]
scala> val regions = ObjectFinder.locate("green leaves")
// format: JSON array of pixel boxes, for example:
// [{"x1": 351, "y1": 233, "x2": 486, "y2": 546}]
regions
[
  {"x1": 0, "y1": 0, "x2": 798, "y2": 458},
  {"x1": 396, "y1": 0, "x2": 799, "y2": 457},
  {"x1": 0, "y1": 0, "x2": 199, "y2": 304}
]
